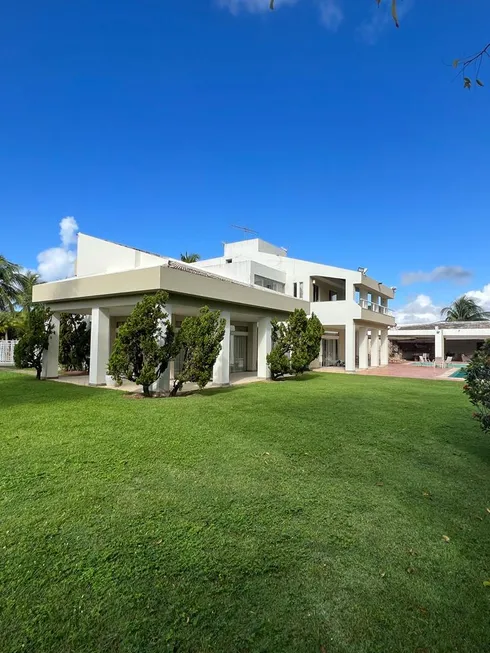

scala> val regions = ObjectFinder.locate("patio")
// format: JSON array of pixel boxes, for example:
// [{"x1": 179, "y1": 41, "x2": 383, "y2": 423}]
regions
[{"x1": 356, "y1": 362, "x2": 464, "y2": 381}]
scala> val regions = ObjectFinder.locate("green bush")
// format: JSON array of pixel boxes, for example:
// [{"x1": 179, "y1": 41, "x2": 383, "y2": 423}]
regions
[
  {"x1": 267, "y1": 309, "x2": 323, "y2": 380},
  {"x1": 14, "y1": 305, "x2": 54, "y2": 379},
  {"x1": 170, "y1": 306, "x2": 226, "y2": 395},
  {"x1": 107, "y1": 291, "x2": 176, "y2": 397},
  {"x1": 59, "y1": 314, "x2": 91, "y2": 371},
  {"x1": 463, "y1": 340, "x2": 490, "y2": 433}
]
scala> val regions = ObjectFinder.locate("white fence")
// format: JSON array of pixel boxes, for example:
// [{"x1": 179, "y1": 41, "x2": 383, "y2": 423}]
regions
[{"x1": 0, "y1": 340, "x2": 18, "y2": 365}]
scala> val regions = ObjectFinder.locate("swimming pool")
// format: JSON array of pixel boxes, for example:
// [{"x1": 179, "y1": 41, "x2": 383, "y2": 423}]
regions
[{"x1": 450, "y1": 367, "x2": 467, "y2": 379}]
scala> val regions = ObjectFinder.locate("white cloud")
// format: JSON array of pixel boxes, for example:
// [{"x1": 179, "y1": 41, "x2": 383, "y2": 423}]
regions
[
  {"x1": 36, "y1": 216, "x2": 79, "y2": 282},
  {"x1": 37, "y1": 248, "x2": 76, "y2": 282},
  {"x1": 60, "y1": 216, "x2": 79, "y2": 248},
  {"x1": 217, "y1": 0, "x2": 298, "y2": 14},
  {"x1": 467, "y1": 283, "x2": 490, "y2": 312},
  {"x1": 401, "y1": 265, "x2": 472, "y2": 286},
  {"x1": 394, "y1": 294, "x2": 441, "y2": 325},
  {"x1": 358, "y1": 0, "x2": 414, "y2": 44},
  {"x1": 318, "y1": 0, "x2": 343, "y2": 31}
]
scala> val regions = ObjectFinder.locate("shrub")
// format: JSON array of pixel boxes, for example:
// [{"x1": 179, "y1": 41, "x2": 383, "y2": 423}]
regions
[
  {"x1": 107, "y1": 291, "x2": 175, "y2": 397},
  {"x1": 170, "y1": 307, "x2": 226, "y2": 395},
  {"x1": 59, "y1": 314, "x2": 91, "y2": 371},
  {"x1": 14, "y1": 305, "x2": 54, "y2": 379},
  {"x1": 463, "y1": 340, "x2": 490, "y2": 433},
  {"x1": 267, "y1": 309, "x2": 323, "y2": 379}
]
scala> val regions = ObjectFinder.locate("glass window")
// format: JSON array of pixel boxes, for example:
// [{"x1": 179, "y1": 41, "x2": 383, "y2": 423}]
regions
[
  {"x1": 293, "y1": 282, "x2": 298, "y2": 297},
  {"x1": 329, "y1": 290, "x2": 338, "y2": 301},
  {"x1": 254, "y1": 275, "x2": 285, "y2": 294},
  {"x1": 313, "y1": 284, "x2": 319, "y2": 302},
  {"x1": 299, "y1": 282, "x2": 304, "y2": 299}
]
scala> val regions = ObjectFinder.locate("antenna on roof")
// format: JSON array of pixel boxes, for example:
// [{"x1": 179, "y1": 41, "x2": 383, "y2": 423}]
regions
[{"x1": 231, "y1": 224, "x2": 258, "y2": 239}]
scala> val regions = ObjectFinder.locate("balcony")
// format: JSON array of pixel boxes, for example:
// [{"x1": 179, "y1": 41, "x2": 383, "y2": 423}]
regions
[
  {"x1": 358, "y1": 298, "x2": 393, "y2": 316},
  {"x1": 358, "y1": 298, "x2": 395, "y2": 325}
]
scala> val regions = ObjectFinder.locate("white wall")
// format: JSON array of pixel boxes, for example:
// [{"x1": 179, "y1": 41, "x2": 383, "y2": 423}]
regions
[
  {"x1": 224, "y1": 238, "x2": 286, "y2": 258},
  {"x1": 76, "y1": 234, "x2": 167, "y2": 277},
  {"x1": 199, "y1": 246, "x2": 359, "y2": 305}
]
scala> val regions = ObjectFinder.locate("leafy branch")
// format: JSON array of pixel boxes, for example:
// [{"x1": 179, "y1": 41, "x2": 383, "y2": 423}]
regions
[
  {"x1": 270, "y1": 0, "x2": 488, "y2": 89},
  {"x1": 453, "y1": 43, "x2": 490, "y2": 89}
]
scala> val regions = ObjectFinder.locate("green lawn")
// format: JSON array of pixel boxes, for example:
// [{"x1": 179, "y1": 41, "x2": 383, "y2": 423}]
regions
[{"x1": 1, "y1": 371, "x2": 489, "y2": 653}]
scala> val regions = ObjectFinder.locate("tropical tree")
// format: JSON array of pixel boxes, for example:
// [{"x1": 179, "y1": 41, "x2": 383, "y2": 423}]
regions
[
  {"x1": 59, "y1": 314, "x2": 91, "y2": 371},
  {"x1": 0, "y1": 255, "x2": 23, "y2": 312},
  {"x1": 267, "y1": 309, "x2": 323, "y2": 379},
  {"x1": 14, "y1": 304, "x2": 54, "y2": 380},
  {"x1": 0, "y1": 310, "x2": 25, "y2": 340},
  {"x1": 441, "y1": 295, "x2": 490, "y2": 322},
  {"x1": 180, "y1": 252, "x2": 201, "y2": 264},
  {"x1": 107, "y1": 291, "x2": 176, "y2": 396},
  {"x1": 17, "y1": 271, "x2": 40, "y2": 313},
  {"x1": 463, "y1": 341, "x2": 490, "y2": 434},
  {"x1": 170, "y1": 307, "x2": 226, "y2": 396}
]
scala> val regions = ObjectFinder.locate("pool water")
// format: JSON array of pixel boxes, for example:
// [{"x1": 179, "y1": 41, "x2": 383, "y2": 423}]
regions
[{"x1": 450, "y1": 368, "x2": 467, "y2": 379}]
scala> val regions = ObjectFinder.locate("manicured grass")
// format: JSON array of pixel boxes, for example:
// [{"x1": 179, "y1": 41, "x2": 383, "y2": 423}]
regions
[{"x1": 1, "y1": 371, "x2": 489, "y2": 653}]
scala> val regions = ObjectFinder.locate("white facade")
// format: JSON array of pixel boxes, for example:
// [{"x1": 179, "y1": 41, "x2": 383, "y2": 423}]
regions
[
  {"x1": 195, "y1": 238, "x2": 395, "y2": 372},
  {"x1": 33, "y1": 235, "x2": 309, "y2": 390}
]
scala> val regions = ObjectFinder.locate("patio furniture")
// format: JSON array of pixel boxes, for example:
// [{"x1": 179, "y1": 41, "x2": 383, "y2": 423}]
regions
[{"x1": 443, "y1": 356, "x2": 453, "y2": 368}]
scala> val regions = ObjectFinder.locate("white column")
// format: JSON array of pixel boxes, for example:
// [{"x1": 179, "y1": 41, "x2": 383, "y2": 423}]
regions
[
  {"x1": 213, "y1": 310, "x2": 231, "y2": 385},
  {"x1": 370, "y1": 328, "x2": 380, "y2": 367},
  {"x1": 359, "y1": 288, "x2": 368, "y2": 308},
  {"x1": 89, "y1": 307, "x2": 111, "y2": 385},
  {"x1": 257, "y1": 317, "x2": 272, "y2": 379},
  {"x1": 318, "y1": 338, "x2": 324, "y2": 367},
  {"x1": 435, "y1": 328, "x2": 444, "y2": 359},
  {"x1": 344, "y1": 322, "x2": 356, "y2": 373},
  {"x1": 380, "y1": 329, "x2": 389, "y2": 366},
  {"x1": 41, "y1": 312, "x2": 60, "y2": 379},
  {"x1": 358, "y1": 327, "x2": 369, "y2": 370},
  {"x1": 151, "y1": 304, "x2": 173, "y2": 393}
]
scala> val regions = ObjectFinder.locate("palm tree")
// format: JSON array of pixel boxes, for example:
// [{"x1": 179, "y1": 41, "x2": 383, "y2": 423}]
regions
[
  {"x1": 441, "y1": 295, "x2": 490, "y2": 322},
  {"x1": 17, "y1": 271, "x2": 40, "y2": 313},
  {"x1": 180, "y1": 252, "x2": 201, "y2": 264},
  {"x1": 0, "y1": 254, "x2": 23, "y2": 312}
]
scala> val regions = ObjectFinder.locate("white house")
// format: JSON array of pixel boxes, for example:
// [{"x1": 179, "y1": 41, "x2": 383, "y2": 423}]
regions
[
  {"x1": 32, "y1": 234, "x2": 395, "y2": 388},
  {"x1": 195, "y1": 238, "x2": 395, "y2": 372},
  {"x1": 33, "y1": 234, "x2": 309, "y2": 389}
]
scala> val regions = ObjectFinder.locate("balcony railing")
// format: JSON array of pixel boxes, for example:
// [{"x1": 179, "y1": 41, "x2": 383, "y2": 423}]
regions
[{"x1": 358, "y1": 299, "x2": 393, "y2": 316}]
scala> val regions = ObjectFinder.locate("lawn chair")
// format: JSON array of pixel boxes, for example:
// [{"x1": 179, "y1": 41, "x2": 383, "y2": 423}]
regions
[
  {"x1": 443, "y1": 356, "x2": 453, "y2": 368},
  {"x1": 461, "y1": 353, "x2": 471, "y2": 363}
]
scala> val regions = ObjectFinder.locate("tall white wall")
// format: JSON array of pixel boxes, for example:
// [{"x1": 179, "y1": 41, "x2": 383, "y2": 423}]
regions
[{"x1": 76, "y1": 234, "x2": 167, "y2": 277}]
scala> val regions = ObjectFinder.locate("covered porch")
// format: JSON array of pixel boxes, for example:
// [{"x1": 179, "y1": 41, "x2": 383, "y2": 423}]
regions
[
  {"x1": 39, "y1": 296, "x2": 280, "y2": 393},
  {"x1": 316, "y1": 322, "x2": 390, "y2": 372}
]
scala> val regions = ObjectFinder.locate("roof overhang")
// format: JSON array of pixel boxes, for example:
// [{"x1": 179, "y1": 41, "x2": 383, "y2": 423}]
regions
[{"x1": 32, "y1": 264, "x2": 309, "y2": 316}]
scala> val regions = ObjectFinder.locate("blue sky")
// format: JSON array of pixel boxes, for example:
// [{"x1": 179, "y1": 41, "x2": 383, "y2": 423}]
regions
[{"x1": 2, "y1": 0, "x2": 490, "y2": 322}]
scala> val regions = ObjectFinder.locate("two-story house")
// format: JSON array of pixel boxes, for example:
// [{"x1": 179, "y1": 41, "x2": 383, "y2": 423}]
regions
[{"x1": 195, "y1": 238, "x2": 395, "y2": 372}]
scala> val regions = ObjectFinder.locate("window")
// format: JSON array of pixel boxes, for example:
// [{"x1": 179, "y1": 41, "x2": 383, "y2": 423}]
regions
[
  {"x1": 254, "y1": 275, "x2": 285, "y2": 294},
  {"x1": 299, "y1": 282, "x2": 304, "y2": 299},
  {"x1": 313, "y1": 284, "x2": 319, "y2": 302},
  {"x1": 329, "y1": 290, "x2": 338, "y2": 302},
  {"x1": 293, "y1": 282, "x2": 298, "y2": 298}
]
